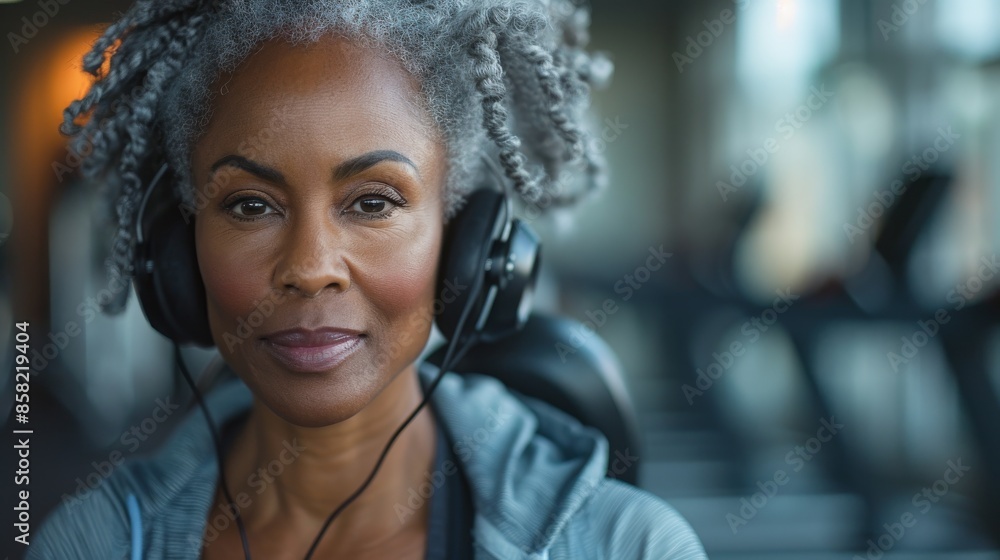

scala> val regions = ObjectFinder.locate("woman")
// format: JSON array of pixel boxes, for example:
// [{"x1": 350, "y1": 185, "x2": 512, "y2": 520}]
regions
[{"x1": 31, "y1": 0, "x2": 707, "y2": 558}]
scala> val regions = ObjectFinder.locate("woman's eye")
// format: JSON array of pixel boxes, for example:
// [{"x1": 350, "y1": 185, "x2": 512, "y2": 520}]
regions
[
  {"x1": 226, "y1": 197, "x2": 276, "y2": 220},
  {"x1": 348, "y1": 195, "x2": 401, "y2": 218}
]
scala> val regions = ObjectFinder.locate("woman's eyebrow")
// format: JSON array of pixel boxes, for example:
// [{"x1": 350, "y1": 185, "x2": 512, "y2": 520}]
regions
[
  {"x1": 211, "y1": 155, "x2": 286, "y2": 186},
  {"x1": 210, "y1": 150, "x2": 419, "y2": 185},
  {"x1": 333, "y1": 150, "x2": 419, "y2": 181}
]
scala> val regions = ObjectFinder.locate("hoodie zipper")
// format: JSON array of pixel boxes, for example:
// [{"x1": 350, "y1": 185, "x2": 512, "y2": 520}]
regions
[{"x1": 127, "y1": 493, "x2": 143, "y2": 560}]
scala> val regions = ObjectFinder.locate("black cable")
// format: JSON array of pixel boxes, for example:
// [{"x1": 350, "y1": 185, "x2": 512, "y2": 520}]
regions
[{"x1": 173, "y1": 343, "x2": 253, "y2": 558}]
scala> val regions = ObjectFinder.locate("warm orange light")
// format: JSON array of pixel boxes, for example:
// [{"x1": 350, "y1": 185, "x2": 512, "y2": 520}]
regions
[
  {"x1": 15, "y1": 26, "x2": 102, "y2": 171},
  {"x1": 46, "y1": 27, "x2": 104, "y2": 135},
  {"x1": 9, "y1": 24, "x2": 105, "y2": 325}
]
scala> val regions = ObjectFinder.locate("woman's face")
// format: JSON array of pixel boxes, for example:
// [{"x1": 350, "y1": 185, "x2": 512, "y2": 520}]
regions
[{"x1": 191, "y1": 36, "x2": 447, "y2": 427}]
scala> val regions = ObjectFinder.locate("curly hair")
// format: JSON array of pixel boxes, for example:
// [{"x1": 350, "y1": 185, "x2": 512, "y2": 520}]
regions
[{"x1": 62, "y1": 0, "x2": 612, "y2": 315}]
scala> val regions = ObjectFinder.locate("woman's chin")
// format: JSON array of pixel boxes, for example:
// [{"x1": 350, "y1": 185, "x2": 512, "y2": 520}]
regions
[
  {"x1": 242, "y1": 364, "x2": 385, "y2": 428},
  {"x1": 257, "y1": 386, "x2": 373, "y2": 427}
]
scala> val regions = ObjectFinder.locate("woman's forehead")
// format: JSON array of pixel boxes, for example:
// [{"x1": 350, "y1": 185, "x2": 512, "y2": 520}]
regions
[
  {"x1": 197, "y1": 35, "x2": 442, "y2": 164},
  {"x1": 215, "y1": 37, "x2": 425, "y2": 120}
]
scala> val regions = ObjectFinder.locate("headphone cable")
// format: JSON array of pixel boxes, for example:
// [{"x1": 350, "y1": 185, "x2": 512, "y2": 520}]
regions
[{"x1": 174, "y1": 343, "x2": 254, "y2": 558}]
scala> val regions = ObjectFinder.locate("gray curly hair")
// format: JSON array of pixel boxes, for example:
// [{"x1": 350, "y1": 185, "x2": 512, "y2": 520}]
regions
[{"x1": 62, "y1": 0, "x2": 612, "y2": 315}]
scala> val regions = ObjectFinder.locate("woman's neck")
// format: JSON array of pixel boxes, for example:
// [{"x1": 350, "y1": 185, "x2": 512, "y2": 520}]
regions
[{"x1": 221, "y1": 363, "x2": 438, "y2": 550}]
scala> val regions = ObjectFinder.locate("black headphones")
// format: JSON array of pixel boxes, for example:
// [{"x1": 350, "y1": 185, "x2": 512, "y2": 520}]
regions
[{"x1": 132, "y1": 158, "x2": 542, "y2": 350}]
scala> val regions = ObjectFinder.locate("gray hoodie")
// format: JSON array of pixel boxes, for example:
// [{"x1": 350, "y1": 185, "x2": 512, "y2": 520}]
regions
[{"x1": 28, "y1": 362, "x2": 707, "y2": 559}]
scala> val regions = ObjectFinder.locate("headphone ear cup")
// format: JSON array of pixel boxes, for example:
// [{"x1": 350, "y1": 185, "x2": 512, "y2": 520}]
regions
[
  {"x1": 133, "y1": 200, "x2": 214, "y2": 347},
  {"x1": 435, "y1": 189, "x2": 507, "y2": 343},
  {"x1": 478, "y1": 218, "x2": 540, "y2": 341}
]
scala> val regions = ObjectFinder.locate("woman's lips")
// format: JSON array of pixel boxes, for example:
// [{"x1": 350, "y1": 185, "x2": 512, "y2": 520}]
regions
[{"x1": 260, "y1": 329, "x2": 365, "y2": 373}]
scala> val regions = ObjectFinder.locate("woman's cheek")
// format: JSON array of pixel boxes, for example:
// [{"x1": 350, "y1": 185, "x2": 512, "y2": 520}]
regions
[
  {"x1": 197, "y1": 228, "x2": 274, "y2": 345},
  {"x1": 363, "y1": 222, "x2": 442, "y2": 332}
]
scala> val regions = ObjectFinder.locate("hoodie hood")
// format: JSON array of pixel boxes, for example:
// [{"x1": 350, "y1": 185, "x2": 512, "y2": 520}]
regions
[{"x1": 417, "y1": 361, "x2": 610, "y2": 558}]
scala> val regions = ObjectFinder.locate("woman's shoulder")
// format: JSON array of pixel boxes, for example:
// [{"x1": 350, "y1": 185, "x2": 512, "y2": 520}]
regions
[
  {"x1": 29, "y1": 437, "x2": 209, "y2": 558},
  {"x1": 576, "y1": 478, "x2": 707, "y2": 559},
  {"x1": 27, "y1": 469, "x2": 134, "y2": 559}
]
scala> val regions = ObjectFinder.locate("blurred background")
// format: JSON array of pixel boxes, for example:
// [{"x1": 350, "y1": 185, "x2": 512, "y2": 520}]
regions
[{"x1": 2, "y1": 0, "x2": 1000, "y2": 558}]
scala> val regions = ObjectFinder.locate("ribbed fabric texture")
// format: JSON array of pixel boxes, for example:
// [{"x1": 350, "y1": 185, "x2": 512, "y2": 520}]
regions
[{"x1": 28, "y1": 364, "x2": 707, "y2": 559}]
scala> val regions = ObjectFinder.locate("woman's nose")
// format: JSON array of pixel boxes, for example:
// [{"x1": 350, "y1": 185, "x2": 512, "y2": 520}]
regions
[{"x1": 272, "y1": 217, "x2": 352, "y2": 297}]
